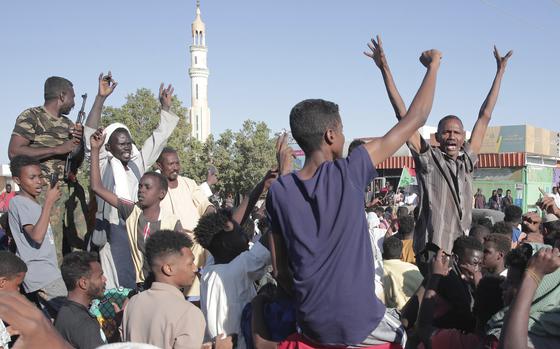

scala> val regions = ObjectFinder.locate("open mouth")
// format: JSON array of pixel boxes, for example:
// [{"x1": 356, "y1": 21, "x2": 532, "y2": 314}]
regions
[{"x1": 445, "y1": 142, "x2": 458, "y2": 151}]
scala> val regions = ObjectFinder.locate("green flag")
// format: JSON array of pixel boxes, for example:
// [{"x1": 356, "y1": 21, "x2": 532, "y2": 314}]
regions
[{"x1": 398, "y1": 167, "x2": 414, "y2": 188}]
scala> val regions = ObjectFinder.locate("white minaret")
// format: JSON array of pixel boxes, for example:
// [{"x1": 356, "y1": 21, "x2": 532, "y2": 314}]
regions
[{"x1": 188, "y1": 0, "x2": 211, "y2": 142}]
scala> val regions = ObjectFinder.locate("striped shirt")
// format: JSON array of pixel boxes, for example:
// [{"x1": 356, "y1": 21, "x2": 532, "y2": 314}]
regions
[{"x1": 412, "y1": 139, "x2": 477, "y2": 254}]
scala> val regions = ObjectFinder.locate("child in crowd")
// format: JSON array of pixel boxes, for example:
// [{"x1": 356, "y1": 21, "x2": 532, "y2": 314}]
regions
[
  {"x1": 8, "y1": 155, "x2": 67, "y2": 317},
  {"x1": 194, "y1": 170, "x2": 278, "y2": 349},
  {"x1": 266, "y1": 43, "x2": 441, "y2": 347},
  {"x1": 90, "y1": 130, "x2": 181, "y2": 288}
]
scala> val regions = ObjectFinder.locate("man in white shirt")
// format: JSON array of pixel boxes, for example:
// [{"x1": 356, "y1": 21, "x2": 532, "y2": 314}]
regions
[{"x1": 156, "y1": 147, "x2": 215, "y2": 300}]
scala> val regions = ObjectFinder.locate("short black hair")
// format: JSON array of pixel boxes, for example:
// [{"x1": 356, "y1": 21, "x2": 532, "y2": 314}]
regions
[
  {"x1": 142, "y1": 171, "x2": 169, "y2": 192},
  {"x1": 470, "y1": 224, "x2": 490, "y2": 241},
  {"x1": 491, "y1": 221, "x2": 511, "y2": 236},
  {"x1": 289, "y1": 99, "x2": 341, "y2": 154},
  {"x1": 0, "y1": 251, "x2": 27, "y2": 278},
  {"x1": 544, "y1": 220, "x2": 560, "y2": 246},
  {"x1": 373, "y1": 206, "x2": 385, "y2": 215},
  {"x1": 437, "y1": 115, "x2": 463, "y2": 133},
  {"x1": 156, "y1": 147, "x2": 177, "y2": 164},
  {"x1": 505, "y1": 246, "x2": 531, "y2": 271},
  {"x1": 145, "y1": 230, "x2": 193, "y2": 269},
  {"x1": 44, "y1": 76, "x2": 73, "y2": 101},
  {"x1": 194, "y1": 211, "x2": 229, "y2": 249},
  {"x1": 474, "y1": 275, "x2": 504, "y2": 324},
  {"x1": 383, "y1": 236, "x2": 403, "y2": 260},
  {"x1": 398, "y1": 215, "x2": 415, "y2": 235},
  {"x1": 61, "y1": 251, "x2": 99, "y2": 291},
  {"x1": 452, "y1": 235, "x2": 483, "y2": 257},
  {"x1": 10, "y1": 155, "x2": 41, "y2": 177},
  {"x1": 504, "y1": 205, "x2": 522, "y2": 223},
  {"x1": 477, "y1": 217, "x2": 494, "y2": 230},
  {"x1": 348, "y1": 139, "x2": 365, "y2": 155},
  {"x1": 397, "y1": 206, "x2": 409, "y2": 219},
  {"x1": 484, "y1": 233, "x2": 511, "y2": 254}
]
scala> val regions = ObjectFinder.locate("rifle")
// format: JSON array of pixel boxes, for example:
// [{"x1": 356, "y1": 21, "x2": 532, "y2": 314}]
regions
[{"x1": 63, "y1": 93, "x2": 87, "y2": 182}]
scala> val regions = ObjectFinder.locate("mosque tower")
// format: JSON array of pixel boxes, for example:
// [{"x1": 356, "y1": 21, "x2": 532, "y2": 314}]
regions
[{"x1": 188, "y1": 0, "x2": 211, "y2": 142}]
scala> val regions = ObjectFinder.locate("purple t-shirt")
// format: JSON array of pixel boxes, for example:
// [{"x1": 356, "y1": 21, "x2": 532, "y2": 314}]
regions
[{"x1": 266, "y1": 145, "x2": 385, "y2": 345}]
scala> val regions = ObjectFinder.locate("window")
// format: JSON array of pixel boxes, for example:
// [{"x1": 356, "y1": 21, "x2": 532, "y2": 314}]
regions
[
  {"x1": 195, "y1": 56, "x2": 197, "y2": 64},
  {"x1": 196, "y1": 84, "x2": 199, "y2": 99}
]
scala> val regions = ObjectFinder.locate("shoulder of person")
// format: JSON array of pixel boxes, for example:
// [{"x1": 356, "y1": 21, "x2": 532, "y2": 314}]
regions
[{"x1": 16, "y1": 106, "x2": 44, "y2": 119}]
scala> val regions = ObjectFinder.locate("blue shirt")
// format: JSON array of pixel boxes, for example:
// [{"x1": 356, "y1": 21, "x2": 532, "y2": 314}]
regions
[
  {"x1": 266, "y1": 146, "x2": 385, "y2": 345},
  {"x1": 512, "y1": 227, "x2": 522, "y2": 243}
]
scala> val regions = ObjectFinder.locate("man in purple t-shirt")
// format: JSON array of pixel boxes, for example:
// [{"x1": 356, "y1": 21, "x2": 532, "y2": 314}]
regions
[{"x1": 266, "y1": 42, "x2": 441, "y2": 347}]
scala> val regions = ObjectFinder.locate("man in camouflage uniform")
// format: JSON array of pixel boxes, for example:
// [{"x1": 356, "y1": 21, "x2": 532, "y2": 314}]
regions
[{"x1": 8, "y1": 76, "x2": 84, "y2": 258}]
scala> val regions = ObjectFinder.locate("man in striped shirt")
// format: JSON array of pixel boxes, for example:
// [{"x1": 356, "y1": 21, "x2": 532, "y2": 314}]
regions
[{"x1": 366, "y1": 35, "x2": 512, "y2": 270}]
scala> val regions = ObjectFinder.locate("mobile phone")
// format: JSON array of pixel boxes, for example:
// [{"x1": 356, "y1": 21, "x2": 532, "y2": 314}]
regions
[{"x1": 50, "y1": 173, "x2": 58, "y2": 188}]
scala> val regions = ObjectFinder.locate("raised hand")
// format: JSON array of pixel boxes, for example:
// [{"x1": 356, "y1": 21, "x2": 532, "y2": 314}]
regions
[
  {"x1": 262, "y1": 169, "x2": 279, "y2": 191},
  {"x1": 45, "y1": 181, "x2": 62, "y2": 206},
  {"x1": 98, "y1": 71, "x2": 118, "y2": 98},
  {"x1": 90, "y1": 128, "x2": 106, "y2": 150},
  {"x1": 420, "y1": 49, "x2": 442, "y2": 69},
  {"x1": 159, "y1": 83, "x2": 174, "y2": 112},
  {"x1": 527, "y1": 247, "x2": 560, "y2": 279},
  {"x1": 275, "y1": 132, "x2": 294, "y2": 176},
  {"x1": 70, "y1": 123, "x2": 83, "y2": 141},
  {"x1": 539, "y1": 196, "x2": 560, "y2": 217},
  {"x1": 431, "y1": 249, "x2": 451, "y2": 276},
  {"x1": 363, "y1": 35, "x2": 388, "y2": 69},
  {"x1": 493, "y1": 46, "x2": 513, "y2": 72}
]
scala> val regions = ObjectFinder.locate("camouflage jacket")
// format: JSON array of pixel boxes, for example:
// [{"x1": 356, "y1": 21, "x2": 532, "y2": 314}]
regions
[{"x1": 12, "y1": 106, "x2": 74, "y2": 178}]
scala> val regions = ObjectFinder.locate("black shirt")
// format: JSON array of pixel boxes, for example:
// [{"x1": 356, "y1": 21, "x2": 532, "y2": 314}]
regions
[{"x1": 54, "y1": 299, "x2": 106, "y2": 349}]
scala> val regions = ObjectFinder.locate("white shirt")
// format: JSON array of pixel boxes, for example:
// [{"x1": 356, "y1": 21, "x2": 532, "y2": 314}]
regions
[
  {"x1": 200, "y1": 242, "x2": 271, "y2": 349},
  {"x1": 405, "y1": 193, "x2": 418, "y2": 206},
  {"x1": 366, "y1": 212, "x2": 386, "y2": 303}
]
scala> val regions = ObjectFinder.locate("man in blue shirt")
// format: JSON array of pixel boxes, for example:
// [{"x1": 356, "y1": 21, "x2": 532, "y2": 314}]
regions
[{"x1": 266, "y1": 42, "x2": 441, "y2": 347}]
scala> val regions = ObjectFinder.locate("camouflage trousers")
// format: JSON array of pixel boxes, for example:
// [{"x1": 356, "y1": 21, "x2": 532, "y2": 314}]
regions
[{"x1": 40, "y1": 181, "x2": 94, "y2": 262}]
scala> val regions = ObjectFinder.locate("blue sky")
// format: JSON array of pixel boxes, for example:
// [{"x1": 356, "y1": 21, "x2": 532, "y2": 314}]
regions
[{"x1": 1, "y1": 0, "x2": 559, "y2": 164}]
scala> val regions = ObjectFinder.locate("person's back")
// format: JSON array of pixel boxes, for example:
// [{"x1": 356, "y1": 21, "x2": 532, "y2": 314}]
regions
[
  {"x1": 268, "y1": 44, "x2": 441, "y2": 346},
  {"x1": 381, "y1": 237, "x2": 423, "y2": 310},
  {"x1": 269, "y1": 146, "x2": 384, "y2": 344},
  {"x1": 123, "y1": 283, "x2": 203, "y2": 346},
  {"x1": 396, "y1": 215, "x2": 415, "y2": 264}
]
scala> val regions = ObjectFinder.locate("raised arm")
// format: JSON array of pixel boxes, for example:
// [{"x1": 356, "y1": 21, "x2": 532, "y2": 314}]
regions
[
  {"x1": 21, "y1": 183, "x2": 61, "y2": 244},
  {"x1": 364, "y1": 35, "x2": 422, "y2": 152},
  {"x1": 469, "y1": 46, "x2": 512, "y2": 154},
  {"x1": 499, "y1": 248, "x2": 560, "y2": 349},
  {"x1": 137, "y1": 83, "x2": 180, "y2": 170},
  {"x1": 232, "y1": 170, "x2": 278, "y2": 226},
  {"x1": 365, "y1": 49, "x2": 441, "y2": 166},
  {"x1": 89, "y1": 129, "x2": 119, "y2": 208}
]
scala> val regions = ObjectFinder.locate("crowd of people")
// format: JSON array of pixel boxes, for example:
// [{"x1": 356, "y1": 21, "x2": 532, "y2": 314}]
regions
[
  {"x1": 474, "y1": 187, "x2": 516, "y2": 211},
  {"x1": 0, "y1": 35, "x2": 559, "y2": 349}
]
